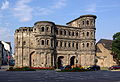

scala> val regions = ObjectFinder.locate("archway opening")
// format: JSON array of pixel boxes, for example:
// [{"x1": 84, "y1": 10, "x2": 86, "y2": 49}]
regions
[
  {"x1": 29, "y1": 51, "x2": 35, "y2": 67},
  {"x1": 70, "y1": 56, "x2": 75, "y2": 66},
  {"x1": 58, "y1": 56, "x2": 64, "y2": 69}
]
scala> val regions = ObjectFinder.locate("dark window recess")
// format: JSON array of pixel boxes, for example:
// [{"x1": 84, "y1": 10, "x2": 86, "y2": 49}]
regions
[
  {"x1": 72, "y1": 43, "x2": 74, "y2": 47},
  {"x1": 82, "y1": 43, "x2": 85, "y2": 47},
  {"x1": 56, "y1": 41, "x2": 58, "y2": 46},
  {"x1": 87, "y1": 43, "x2": 89, "y2": 47},
  {"x1": 56, "y1": 29, "x2": 58, "y2": 35},
  {"x1": 64, "y1": 42, "x2": 66, "y2": 47},
  {"x1": 87, "y1": 20, "x2": 89, "y2": 25},
  {"x1": 64, "y1": 30, "x2": 66, "y2": 35},
  {"x1": 87, "y1": 32, "x2": 89, "y2": 36},
  {"x1": 68, "y1": 31, "x2": 71, "y2": 36},
  {"x1": 46, "y1": 27, "x2": 49, "y2": 31},
  {"x1": 76, "y1": 32, "x2": 78, "y2": 36},
  {"x1": 83, "y1": 32, "x2": 85, "y2": 36},
  {"x1": 68, "y1": 43, "x2": 71, "y2": 47},
  {"x1": 41, "y1": 40, "x2": 44, "y2": 45},
  {"x1": 41, "y1": 27, "x2": 44, "y2": 32},
  {"x1": 72, "y1": 32, "x2": 74, "y2": 36},
  {"x1": 23, "y1": 41, "x2": 26, "y2": 45},
  {"x1": 47, "y1": 40, "x2": 49, "y2": 45},
  {"x1": 83, "y1": 21, "x2": 84, "y2": 25},
  {"x1": 76, "y1": 43, "x2": 78, "y2": 49},
  {"x1": 60, "y1": 30, "x2": 62, "y2": 35},
  {"x1": 60, "y1": 42, "x2": 62, "y2": 47}
]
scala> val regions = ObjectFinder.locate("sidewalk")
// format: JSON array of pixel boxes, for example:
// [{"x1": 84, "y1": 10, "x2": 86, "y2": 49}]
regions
[{"x1": 0, "y1": 65, "x2": 9, "y2": 71}]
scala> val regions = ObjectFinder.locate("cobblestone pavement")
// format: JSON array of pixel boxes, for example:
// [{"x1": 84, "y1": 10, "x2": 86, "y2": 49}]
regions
[{"x1": 0, "y1": 70, "x2": 120, "y2": 82}]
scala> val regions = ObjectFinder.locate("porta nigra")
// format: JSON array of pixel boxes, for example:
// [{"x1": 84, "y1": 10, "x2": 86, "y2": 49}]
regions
[{"x1": 14, "y1": 15, "x2": 97, "y2": 68}]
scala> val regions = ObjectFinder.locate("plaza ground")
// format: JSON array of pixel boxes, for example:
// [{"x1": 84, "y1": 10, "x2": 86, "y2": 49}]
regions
[{"x1": 0, "y1": 70, "x2": 120, "y2": 82}]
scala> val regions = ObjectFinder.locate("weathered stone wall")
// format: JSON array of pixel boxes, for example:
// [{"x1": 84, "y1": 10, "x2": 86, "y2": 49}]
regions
[
  {"x1": 96, "y1": 43, "x2": 117, "y2": 67},
  {"x1": 14, "y1": 15, "x2": 97, "y2": 67}
]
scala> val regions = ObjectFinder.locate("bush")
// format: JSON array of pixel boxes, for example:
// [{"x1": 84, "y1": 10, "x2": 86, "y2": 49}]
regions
[
  {"x1": 7, "y1": 67, "x2": 36, "y2": 71},
  {"x1": 59, "y1": 67, "x2": 90, "y2": 72},
  {"x1": 30, "y1": 67, "x2": 54, "y2": 70}
]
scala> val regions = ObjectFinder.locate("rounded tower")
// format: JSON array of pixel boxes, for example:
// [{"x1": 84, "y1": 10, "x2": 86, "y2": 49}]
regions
[
  {"x1": 32, "y1": 21, "x2": 56, "y2": 67},
  {"x1": 79, "y1": 15, "x2": 97, "y2": 66}
]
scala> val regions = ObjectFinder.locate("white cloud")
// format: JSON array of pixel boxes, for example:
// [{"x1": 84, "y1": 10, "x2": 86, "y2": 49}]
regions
[
  {"x1": 13, "y1": 0, "x2": 33, "y2": 22},
  {"x1": 33, "y1": 0, "x2": 67, "y2": 16},
  {"x1": 0, "y1": 0, "x2": 9, "y2": 10},
  {"x1": 51, "y1": 0, "x2": 67, "y2": 9},
  {"x1": 85, "y1": 4, "x2": 97, "y2": 13},
  {"x1": 35, "y1": 8, "x2": 53, "y2": 15}
]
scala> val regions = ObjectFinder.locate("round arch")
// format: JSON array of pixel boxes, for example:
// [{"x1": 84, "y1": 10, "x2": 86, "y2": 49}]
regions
[
  {"x1": 57, "y1": 56, "x2": 64, "y2": 69},
  {"x1": 29, "y1": 51, "x2": 35, "y2": 67}
]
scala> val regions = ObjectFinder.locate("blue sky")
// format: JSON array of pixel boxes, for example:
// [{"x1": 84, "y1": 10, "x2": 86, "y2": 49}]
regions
[{"x1": 0, "y1": 0, "x2": 120, "y2": 52}]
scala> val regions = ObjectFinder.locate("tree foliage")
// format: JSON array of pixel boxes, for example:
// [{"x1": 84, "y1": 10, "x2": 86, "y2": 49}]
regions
[{"x1": 112, "y1": 32, "x2": 120, "y2": 64}]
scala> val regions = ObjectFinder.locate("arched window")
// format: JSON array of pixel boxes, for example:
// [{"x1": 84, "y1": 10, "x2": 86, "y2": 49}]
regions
[
  {"x1": 76, "y1": 43, "x2": 78, "y2": 49},
  {"x1": 87, "y1": 43, "x2": 89, "y2": 47},
  {"x1": 56, "y1": 29, "x2": 58, "y2": 35},
  {"x1": 68, "y1": 31, "x2": 71, "y2": 36},
  {"x1": 56, "y1": 41, "x2": 58, "y2": 46},
  {"x1": 64, "y1": 30, "x2": 66, "y2": 35},
  {"x1": 82, "y1": 43, "x2": 85, "y2": 47},
  {"x1": 41, "y1": 40, "x2": 44, "y2": 45},
  {"x1": 82, "y1": 32, "x2": 85, "y2": 37},
  {"x1": 87, "y1": 20, "x2": 89, "y2": 25},
  {"x1": 37, "y1": 40, "x2": 40, "y2": 45},
  {"x1": 72, "y1": 43, "x2": 74, "y2": 47},
  {"x1": 64, "y1": 42, "x2": 67, "y2": 47},
  {"x1": 60, "y1": 30, "x2": 62, "y2": 35},
  {"x1": 60, "y1": 42, "x2": 62, "y2": 47},
  {"x1": 82, "y1": 21, "x2": 84, "y2": 25},
  {"x1": 46, "y1": 40, "x2": 49, "y2": 45},
  {"x1": 87, "y1": 32, "x2": 89, "y2": 36},
  {"x1": 68, "y1": 43, "x2": 71, "y2": 47},
  {"x1": 76, "y1": 32, "x2": 78, "y2": 36},
  {"x1": 23, "y1": 41, "x2": 26, "y2": 45},
  {"x1": 72, "y1": 32, "x2": 74, "y2": 36},
  {"x1": 41, "y1": 27, "x2": 44, "y2": 32},
  {"x1": 46, "y1": 26, "x2": 49, "y2": 31}
]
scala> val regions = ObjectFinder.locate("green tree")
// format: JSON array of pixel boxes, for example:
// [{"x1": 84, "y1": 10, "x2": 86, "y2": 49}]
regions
[{"x1": 112, "y1": 32, "x2": 120, "y2": 65}]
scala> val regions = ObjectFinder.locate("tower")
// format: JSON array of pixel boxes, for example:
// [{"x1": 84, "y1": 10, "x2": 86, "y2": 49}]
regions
[
  {"x1": 67, "y1": 15, "x2": 97, "y2": 66},
  {"x1": 79, "y1": 15, "x2": 96, "y2": 66},
  {"x1": 33, "y1": 21, "x2": 56, "y2": 67}
]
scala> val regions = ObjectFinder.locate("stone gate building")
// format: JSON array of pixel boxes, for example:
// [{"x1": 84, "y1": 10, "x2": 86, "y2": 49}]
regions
[{"x1": 14, "y1": 15, "x2": 97, "y2": 68}]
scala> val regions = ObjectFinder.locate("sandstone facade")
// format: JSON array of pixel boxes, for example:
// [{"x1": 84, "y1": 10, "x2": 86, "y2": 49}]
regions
[
  {"x1": 14, "y1": 15, "x2": 97, "y2": 68},
  {"x1": 96, "y1": 39, "x2": 117, "y2": 67}
]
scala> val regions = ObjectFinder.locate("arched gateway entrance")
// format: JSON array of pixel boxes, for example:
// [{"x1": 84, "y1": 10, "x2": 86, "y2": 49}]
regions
[
  {"x1": 70, "y1": 56, "x2": 75, "y2": 66},
  {"x1": 29, "y1": 51, "x2": 35, "y2": 67},
  {"x1": 57, "y1": 56, "x2": 64, "y2": 69}
]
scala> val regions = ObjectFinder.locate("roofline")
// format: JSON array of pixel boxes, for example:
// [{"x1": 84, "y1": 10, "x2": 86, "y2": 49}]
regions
[
  {"x1": 66, "y1": 14, "x2": 97, "y2": 25},
  {"x1": 34, "y1": 21, "x2": 55, "y2": 25}
]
